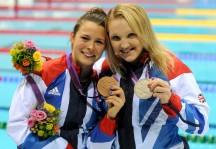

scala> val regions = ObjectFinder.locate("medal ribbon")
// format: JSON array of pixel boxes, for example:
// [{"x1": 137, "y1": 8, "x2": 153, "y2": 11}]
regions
[
  {"x1": 66, "y1": 53, "x2": 86, "y2": 96},
  {"x1": 66, "y1": 54, "x2": 104, "y2": 112},
  {"x1": 130, "y1": 58, "x2": 151, "y2": 85},
  {"x1": 113, "y1": 58, "x2": 151, "y2": 85},
  {"x1": 66, "y1": 54, "x2": 101, "y2": 99},
  {"x1": 24, "y1": 74, "x2": 45, "y2": 105}
]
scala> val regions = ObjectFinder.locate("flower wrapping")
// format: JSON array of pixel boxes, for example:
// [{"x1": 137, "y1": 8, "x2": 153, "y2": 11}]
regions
[
  {"x1": 27, "y1": 103, "x2": 61, "y2": 140},
  {"x1": 9, "y1": 40, "x2": 42, "y2": 75}
]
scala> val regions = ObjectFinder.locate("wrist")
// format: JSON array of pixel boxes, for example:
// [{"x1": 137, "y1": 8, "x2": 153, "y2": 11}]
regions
[
  {"x1": 107, "y1": 114, "x2": 116, "y2": 120},
  {"x1": 161, "y1": 99, "x2": 169, "y2": 105}
]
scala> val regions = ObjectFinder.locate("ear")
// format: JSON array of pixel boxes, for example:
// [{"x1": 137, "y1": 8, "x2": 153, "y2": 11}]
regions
[{"x1": 70, "y1": 32, "x2": 75, "y2": 44}]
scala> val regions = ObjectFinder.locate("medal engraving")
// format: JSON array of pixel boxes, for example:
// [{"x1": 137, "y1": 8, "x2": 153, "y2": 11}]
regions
[{"x1": 134, "y1": 79, "x2": 153, "y2": 99}]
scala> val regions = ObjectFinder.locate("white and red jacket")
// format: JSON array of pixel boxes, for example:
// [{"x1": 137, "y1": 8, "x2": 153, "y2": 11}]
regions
[
  {"x1": 93, "y1": 55, "x2": 209, "y2": 149},
  {"x1": 7, "y1": 54, "x2": 116, "y2": 149}
]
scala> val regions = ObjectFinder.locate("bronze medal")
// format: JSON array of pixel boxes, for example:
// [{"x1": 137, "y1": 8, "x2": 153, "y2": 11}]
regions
[
  {"x1": 134, "y1": 79, "x2": 153, "y2": 99},
  {"x1": 97, "y1": 76, "x2": 118, "y2": 97}
]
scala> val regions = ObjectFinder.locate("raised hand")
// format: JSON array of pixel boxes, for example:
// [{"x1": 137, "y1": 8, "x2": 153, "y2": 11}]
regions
[
  {"x1": 105, "y1": 85, "x2": 125, "y2": 119},
  {"x1": 148, "y1": 78, "x2": 171, "y2": 104}
]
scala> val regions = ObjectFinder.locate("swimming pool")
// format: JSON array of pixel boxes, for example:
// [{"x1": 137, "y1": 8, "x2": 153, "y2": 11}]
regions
[{"x1": 0, "y1": 0, "x2": 216, "y2": 148}]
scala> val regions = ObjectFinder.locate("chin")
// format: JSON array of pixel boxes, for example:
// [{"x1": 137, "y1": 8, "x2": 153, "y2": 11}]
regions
[
  {"x1": 83, "y1": 60, "x2": 94, "y2": 66},
  {"x1": 124, "y1": 57, "x2": 136, "y2": 63}
]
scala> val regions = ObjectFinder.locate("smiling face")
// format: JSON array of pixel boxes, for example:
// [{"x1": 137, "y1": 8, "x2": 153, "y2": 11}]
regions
[
  {"x1": 108, "y1": 18, "x2": 143, "y2": 64},
  {"x1": 70, "y1": 21, "x2": 106, "y2": 68}
]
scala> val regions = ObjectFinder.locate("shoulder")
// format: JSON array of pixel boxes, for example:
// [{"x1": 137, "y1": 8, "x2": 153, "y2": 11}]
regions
[
  {"x1": 24, "y1": 74, "x2": 47, "y2": 92},
  {"x1": 14, "y1": 74, "x2": 46, "y2": 105},
  {"x1": 19, "y1": 74, "x2": 44, "y2": 88},
  {"x1": 93, "y1": 57, "x2": 111, "y2": 75},
  {"x1": 42, "y1": 54, "x2": 67, "y2": 86},
  {"x1": 168, "y1": 55, "x2": 192, "y2": 80}
]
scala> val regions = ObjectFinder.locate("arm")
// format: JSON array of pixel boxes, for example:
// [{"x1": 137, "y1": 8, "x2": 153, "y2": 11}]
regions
[
  {"x1": 167, "y1": 73, "x2": 209, "y2": 135},
  {"x1": 87, "y1": 85, "x2": 125, "y2": 149},
  {"x1": 7, "y1": 74, "x2": 73, "y2": 149},
  {"x1": 86, "y1": 114, "x2": 116, "y2": 149},
  {"x1": 149, "y1": 57, "x2": 209, "y2": 136},
  {"x1": 33, "y1": 56, "x2": 52, "y2": 77}
]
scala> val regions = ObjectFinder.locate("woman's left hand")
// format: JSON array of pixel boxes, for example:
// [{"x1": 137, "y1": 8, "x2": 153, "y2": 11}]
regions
[
  {"x1": 148, "y1": 78, "x2": 171, "y2": 104},
  {"x1": 105, "y1": 85, "x2": 125, "y2": 120}
]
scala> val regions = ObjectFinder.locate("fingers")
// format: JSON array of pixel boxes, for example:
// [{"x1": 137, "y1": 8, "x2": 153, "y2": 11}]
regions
[
  {"x1": 149, "y1": 78, "x2": 170, "y2": 90},
  {"x1": 106, "y1": 97, "x2": 124, "y2": 119},
  {"x1": 108, "y1": 85, "x2": 125, "y2": 101},
  {"x1": 103, "y1": 85, "x2": 125, "y2": 108},
  {"x1": 151, "y1": 85, "x2": 170, "y2": 94},
  {"x1": 148, "y1": 78, "x2": 170, "y2": 92},
  {"x1": 105, "y1": 85, "x2": 126, "y2": 119},
  {"x1": 106, "y1": 96, "x2": 124, "y2": 107},
  {"x1": 106, "y1": 87, "x2": 125, "y2": 107},
  {"x1": 148, "y1": 78, "x2": 171, "y2": 104}
]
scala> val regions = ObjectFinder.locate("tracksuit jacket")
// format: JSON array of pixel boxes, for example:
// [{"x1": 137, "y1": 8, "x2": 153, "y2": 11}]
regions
[
  {"x1": 7, "y1": 53, "x2": 209, "y2": 149},
  {"x1": 7, "y1": 54, "x2": 116, "y2": 149},
  {"x1": 93, "y1": 54, "x2": 209, "y2": 149}
]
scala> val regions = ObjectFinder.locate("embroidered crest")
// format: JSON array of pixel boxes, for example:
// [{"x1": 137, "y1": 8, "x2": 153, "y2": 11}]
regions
[{"x1": 198, "y1": 94, "x2": 206, "y2": 103}]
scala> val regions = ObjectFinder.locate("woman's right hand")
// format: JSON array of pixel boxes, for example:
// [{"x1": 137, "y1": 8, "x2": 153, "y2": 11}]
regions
[{"x1": 105, "y1": 85, "x2": 125, "y2": 119}]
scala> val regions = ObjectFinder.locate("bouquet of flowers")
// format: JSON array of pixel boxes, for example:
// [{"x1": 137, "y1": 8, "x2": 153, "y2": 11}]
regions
[
  {"x1": 27, "y1": 102, "x2": 61, "y2": 140},
  {"x1": 9, "y1": 40, "x2": 42, "y2": 75}
]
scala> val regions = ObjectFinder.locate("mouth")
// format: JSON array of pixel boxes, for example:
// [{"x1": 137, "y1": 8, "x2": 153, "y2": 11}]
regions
[
  {"x1": 82, "y1": 52, "x2": 95, "y2": 58},
  {"x1": 120, "y1": 47, "x2": 135, "y2": 54}
]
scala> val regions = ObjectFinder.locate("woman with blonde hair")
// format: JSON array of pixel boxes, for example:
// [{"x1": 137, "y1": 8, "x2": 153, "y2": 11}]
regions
[{"x1": 95, "y1": 3, "x2": 209, "y2": 149}]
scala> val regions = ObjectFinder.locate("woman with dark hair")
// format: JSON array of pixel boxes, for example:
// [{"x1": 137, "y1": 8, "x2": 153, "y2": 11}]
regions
[{"x1": 7, "y1": 7, "x2": 125, "y2": 149}]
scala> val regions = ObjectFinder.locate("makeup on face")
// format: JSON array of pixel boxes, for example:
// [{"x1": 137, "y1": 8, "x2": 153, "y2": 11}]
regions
[
  {"x1": 71, "y1": 21, "x2": 106, "y2": 68},
  {"x1": 108, "y1": 18, "x2": 143, "y2": 64}
]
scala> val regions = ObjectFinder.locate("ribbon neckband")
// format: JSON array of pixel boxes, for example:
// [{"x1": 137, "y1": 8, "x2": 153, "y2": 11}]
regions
[{"x1": 24, "y1": 74, "x2": 45, "y2": 105}]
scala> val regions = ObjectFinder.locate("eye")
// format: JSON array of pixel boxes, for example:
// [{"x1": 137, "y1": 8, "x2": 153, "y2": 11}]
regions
[
  {"x1": 111, "y1": 35, "x2": 120, "y2": 41},
  {"x1": 128, "y1": 33, "x2": 137, "y2": 38},
  {"x1": 96, "y1": 40, "x2": 104, "y2": 45},
  {"x1": 81, "y1": 36, "x2": 89, "y2": 41}
]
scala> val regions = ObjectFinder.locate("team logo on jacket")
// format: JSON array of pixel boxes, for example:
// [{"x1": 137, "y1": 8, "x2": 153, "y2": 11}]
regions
[
  {"x1": 198, "y1": 94, "x2": 206, "y2": 103},
  {"x1": 48, "y1": 87, "x2": 61, "y2": 96}
]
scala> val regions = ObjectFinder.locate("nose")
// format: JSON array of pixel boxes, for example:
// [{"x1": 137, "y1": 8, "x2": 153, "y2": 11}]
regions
[
  {"x1": 87, "y1": 41, "x2": 95, "y2": 51},
  {"x1": 120, "y1": 39, "x2": 129, "y2": 49}
]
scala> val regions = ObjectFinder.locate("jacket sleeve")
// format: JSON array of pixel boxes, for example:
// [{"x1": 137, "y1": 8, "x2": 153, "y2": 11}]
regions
[
  {"x1": 163, "y1": 57, "x2": 209, "y2": 136},
  {"x1": 86, "y1": 114, "x2": 116, "y2": 149},
  {"x1": 7, "y1": 74, "x2": 73, "y2": 149}
]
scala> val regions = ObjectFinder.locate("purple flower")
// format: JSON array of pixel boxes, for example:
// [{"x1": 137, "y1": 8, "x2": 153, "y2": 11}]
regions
[
  {"x1": 35, "y1": 110, "x2": 47, "y2": 121},
  {"x1": 25, "y1": 40, "x2": 35, "y2": 48},
  {"x1": 27, "y1": 117, "x2": 36, "y2": 128}
]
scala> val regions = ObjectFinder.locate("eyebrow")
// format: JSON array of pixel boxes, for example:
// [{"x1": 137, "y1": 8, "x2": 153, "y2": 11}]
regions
[
  {"x1": 96, "y1": 38, "x2": 105, "y2": 42},
  {"x1": 109, "y1": 33, "x2": 118, "y2": 37},
  {"x1": 80, "y1": 34, "x2": 89, "y2": 37}
]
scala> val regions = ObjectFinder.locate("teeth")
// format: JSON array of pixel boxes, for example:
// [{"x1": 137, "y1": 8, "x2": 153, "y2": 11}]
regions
[
  {"x1": 121, "y1": 50, "x2": 131, "y2": 53},
  {"x1": 121, "y1": 48, "x2": 134, "y2": 54},
  {"x1": 84, "y1": 53, "x2": 95, "y2": 57}
]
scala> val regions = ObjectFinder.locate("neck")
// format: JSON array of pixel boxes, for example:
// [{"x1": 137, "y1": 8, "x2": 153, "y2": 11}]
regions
[
  {"x1": 79, "y1": 66, "x2": 92, "y2": 82},
  {"x1": 128, "y1": 50, "x2": 148, "y2": 67},
  {"x1": 127, "y1": 56, "x2": 141, "y2": 68}
]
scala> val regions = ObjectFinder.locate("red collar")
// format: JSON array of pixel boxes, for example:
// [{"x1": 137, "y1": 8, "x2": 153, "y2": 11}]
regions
[{"x1": 139, "y1": 52, "x2": 149, "y2": 63}]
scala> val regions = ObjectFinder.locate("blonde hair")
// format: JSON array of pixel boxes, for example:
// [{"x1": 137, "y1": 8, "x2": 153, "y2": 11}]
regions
[{"x1": 106, "y1": 3, "x2": 174, "y2": 77}]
